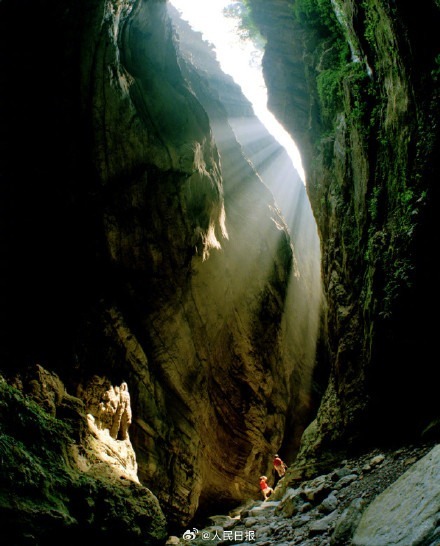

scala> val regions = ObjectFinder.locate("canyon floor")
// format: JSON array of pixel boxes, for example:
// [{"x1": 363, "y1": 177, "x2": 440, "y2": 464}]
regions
[{"x1": 166, "y1": 440, "x2": 438, "y2": 545}]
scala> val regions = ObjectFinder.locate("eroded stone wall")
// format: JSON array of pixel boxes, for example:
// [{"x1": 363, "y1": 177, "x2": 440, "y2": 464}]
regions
[
  {"x1": 246, "y1": 0, "x2": 440, "y2": 471},
  {"x1": 0, "y1": 0, "x2": 323, "y2": 529}
]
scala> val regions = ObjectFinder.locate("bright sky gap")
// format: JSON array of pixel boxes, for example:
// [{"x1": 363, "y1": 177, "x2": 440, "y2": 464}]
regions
[{"x1": 168, "y1": 0, "x2": 306, "y2": 184}]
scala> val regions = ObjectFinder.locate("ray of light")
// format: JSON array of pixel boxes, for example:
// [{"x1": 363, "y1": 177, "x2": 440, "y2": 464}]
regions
[{"x1": 168, "y1": 0, "x2": 306, "y2": 183}]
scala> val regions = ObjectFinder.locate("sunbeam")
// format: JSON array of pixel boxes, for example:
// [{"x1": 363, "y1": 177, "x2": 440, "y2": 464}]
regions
[
  {"x1": 168, "y1": 0, "x2": 323, "y2": 458},
  {"x1": 168, "y1": 0, "x2": 306, "y2": 183}
]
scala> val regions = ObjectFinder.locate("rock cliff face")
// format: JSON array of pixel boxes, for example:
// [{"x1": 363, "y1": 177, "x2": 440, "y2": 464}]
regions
[
  {"x1": 0, "y1": 367, "x2": 167, "y2": 545},
  {"x1": 0, "y1": 0, "x2": 322, "y2": 534},
  {"x1": 167, "y1": 1, "x2": 323, "y2": 467},
  {"x1": 2, "y1": 0, "x2": 437, "y2": 538},
  {"x1": 246, "y1": 0, "x2": 440, "y2": 469}
]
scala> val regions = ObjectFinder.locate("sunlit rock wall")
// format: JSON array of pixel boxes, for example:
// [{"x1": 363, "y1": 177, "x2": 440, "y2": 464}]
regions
[
  {"x1": 247, "y1": 0, "x2": 440, "y2": 470},
  {"x1": 0, "y1": 0, "x2": 323, "y2": 530},
  {"x1": 0, "y1": 368, "x2": 167, "y2": 545},
  {"x1": 167, "y1": 3, "x2": 323, "y2": 461}
]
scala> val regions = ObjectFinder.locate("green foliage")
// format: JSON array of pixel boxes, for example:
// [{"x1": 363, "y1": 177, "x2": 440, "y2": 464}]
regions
[
  {"x1": 293, "y1": 0, "x2": 341, "y2": 39},
  {"x1": 364, "y1": 182, "x2": 428, "y2": 319},
  {"x1": 361, "y1": 0, "x2": 380, "y2": 46},
  {"x1": 290, "y1": 0, "x2": 378, "y2": 131},
  {"x1": 0, "y1": 380, "x2": 72, "y2": 445},
  {"x1": 223, "y1": 1, "x2": 266, "y2": 47},
  {"x1": 317, "y1": 61, "x2": 371, "y2": 125},
  {"x1": 316, "y1": 68, "x2": 344, "y2": 117},
  {"x1": 368, "y1": 186, "x2": 381, "y2": 222},
  {"x1": 287, "y1": 0, "x2": 431, "y2": 335}
]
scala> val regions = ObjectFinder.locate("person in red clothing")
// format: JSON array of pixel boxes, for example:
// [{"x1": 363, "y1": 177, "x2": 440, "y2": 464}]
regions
[
  {"x1": 273, "y1": 454, "x2": 287, "y2": 478},
  {"x1": 259, "y1": 475, "x2": 273, "y2": 501}
]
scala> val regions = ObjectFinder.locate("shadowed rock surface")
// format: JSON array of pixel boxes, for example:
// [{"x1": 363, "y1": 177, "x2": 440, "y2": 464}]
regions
[
  {"x1": 0, "y1": 369, "x2": 167, "y2": 545},
  {"x1": 0, "y1": 0, "x2": 322, "y2": 533},
  {"x1": 246, "y1": 0, "x2": 440, "y2": 471}
]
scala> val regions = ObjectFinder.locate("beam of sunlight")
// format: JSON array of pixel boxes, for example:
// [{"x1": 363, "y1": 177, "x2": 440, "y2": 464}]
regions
[
  {"x1": 168, "y1": 0, "x2": 306, "y2": 184},
  {"x1": 168, "y1": 2, "x2": 323, "y2": 457}
]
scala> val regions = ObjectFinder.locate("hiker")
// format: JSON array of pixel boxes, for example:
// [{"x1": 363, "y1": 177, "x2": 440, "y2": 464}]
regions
[
  {"x1": 273, "y1": 454, "x2": 287, "y2": 478},
  {"x1": 259, "y1": 475, "x2": 273, "y2": 501}
]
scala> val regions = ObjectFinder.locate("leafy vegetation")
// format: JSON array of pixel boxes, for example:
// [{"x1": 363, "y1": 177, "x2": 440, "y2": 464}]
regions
[
  {"x1": 317, "y1": 62, "x2": 371, "y2": 125},
  {"x1": 223, "y1": 1, "x2": 265, "y2": 48},
  {"x1": 361, "y1": 0, "x2": 380, "y2": 46},
  {"x1": 290, "y1": 0, "x2": 380, "y2": 135},
  {"x1": 293, "y1": 0, "x2": 343, "y2": 39},
  {"x1": 286, "y1": 0, "x2": 427, "y2": 326}
]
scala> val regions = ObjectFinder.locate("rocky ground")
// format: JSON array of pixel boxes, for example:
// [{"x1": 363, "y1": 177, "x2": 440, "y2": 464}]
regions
[{"x1": 166, "y1": 441, "x2": 438, "y2": 545}]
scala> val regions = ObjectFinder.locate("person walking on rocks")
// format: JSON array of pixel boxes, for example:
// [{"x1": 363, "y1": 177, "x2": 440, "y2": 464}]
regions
[
  {"x1": 259, "y1": 476, "x2": 273, "y2": 501},
  {"x1": 273, "y1": 454, "x2": 287, "y2": 478}
]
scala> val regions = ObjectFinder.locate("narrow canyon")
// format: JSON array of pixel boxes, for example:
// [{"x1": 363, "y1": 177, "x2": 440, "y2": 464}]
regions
[{"x1": 0, "y1": 0, "x2": 438, "y2": 544}]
